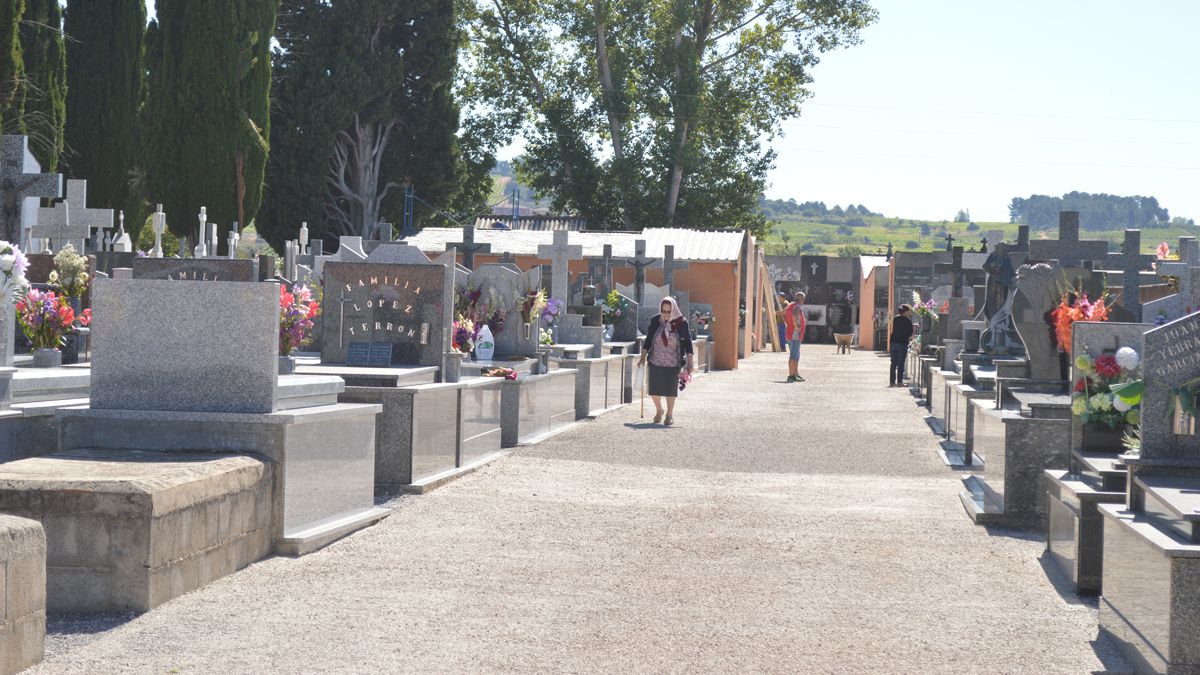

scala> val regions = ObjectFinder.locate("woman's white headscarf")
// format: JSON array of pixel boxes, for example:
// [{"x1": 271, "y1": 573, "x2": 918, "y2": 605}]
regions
[
  {"x1": 658, "y1": 296, "x2": 684, "y2": 347},
  {"x1": 661, "y1": 296, "x2": 684, "y2": 323}
]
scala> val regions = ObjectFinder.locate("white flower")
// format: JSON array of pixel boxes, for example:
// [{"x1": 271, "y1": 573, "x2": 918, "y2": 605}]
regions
[
  {"x1": 1116, "y1": 347, "x2": 1139, "y2": 371},
  {"x1": 1113, "y1": 397, "x2": 1132, "y2": 413},
  {"x1": 1089, "y1": 393, "x2": 1113, "y2": 411},
  {"x1": 0, "y1": 254, "x2": 12, "y2": 272}
]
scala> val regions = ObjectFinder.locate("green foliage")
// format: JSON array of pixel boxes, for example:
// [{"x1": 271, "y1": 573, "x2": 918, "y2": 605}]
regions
[
  {"x1": 0, "y1": 0, "x2": 25, "y2": 132},
  {"x1": 135, "y1": 213, "x2": 180, "y2": 257},
  {"x1": 263, "y1": 0, "x2": 483, "y2": 251},
  {"x1": 64, "y1": 0, "x2": 147, "y2": 235},
  {"x1": 904, "y1": 240, "x2": 918, "y2": 249},
  {"x1": 465, "y1": 1, "x2": 877, "y2": 235},
  {"x1": 836, "y1": 244, "x2": 864, "y2": 258},
  {"x1": 953, "y1": 208, "x2": 969, "y2": 223},
  {"x1": 1010, "y1": 192, "x2": 1170, "y2": 230},
  {"x1": 142, "y1": 0, "x2": 278, "y2": 251},
  {"x1": 18, "y1": 0, "x2": 65, "y2": 170}
]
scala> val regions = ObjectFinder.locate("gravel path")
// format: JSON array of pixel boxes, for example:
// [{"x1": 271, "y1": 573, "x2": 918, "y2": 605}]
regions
[{"x1": 35, "y1": 346, "x2": 1129, "y2": 673}]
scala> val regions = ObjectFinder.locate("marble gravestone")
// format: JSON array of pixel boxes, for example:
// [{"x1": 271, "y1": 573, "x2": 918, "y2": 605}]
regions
[
  {"x1": 1137, "y1": 312, "x2": 1200, "y2": 463},
  {"x1": 0, "y1": 135, "x2": 62, "y2": 248},
  {"x1": 469, "y1": 263, "x2": 542, "y2": 358},
  {"x1": 321, "y1": 244, "x2": 454, "y2": 367},
  {"x1": 32, "y1": 179, "x2": 112, "y2": 253},
  {"x1": 619, "y1": 280, "x2": 669, "y2": 333},
  {"x1": 1144, "y1": 237, "x2": 1200, "y2": 324},
  {"x1": 90, "y1": 280, "x2": 279, "y2": 414},
  {"x1": 132, "y1": 257, "x2": 257, "y2": 281},
  {"x1": 609, "y1": 290, "x2": 639, "y2": 342},
  {"x1": 1010, "y1": 263, "x2": 1106, "y2": 381},
  {"x1": 1101, "y1": 229, "x2": 1156, "y2": 323},
  {"x1": 537, "y1": 230, "x2": 583, "y2": 305}
]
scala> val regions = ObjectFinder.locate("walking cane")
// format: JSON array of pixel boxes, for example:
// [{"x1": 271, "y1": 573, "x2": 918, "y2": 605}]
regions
[{"x1": 638, "y1": 362, "x2": 645, "y2": 419}]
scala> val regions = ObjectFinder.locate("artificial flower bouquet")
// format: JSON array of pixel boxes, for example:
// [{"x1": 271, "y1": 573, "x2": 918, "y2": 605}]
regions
[
  {"x1": 601, "y1": 289, "x2": 629, "y2": 325},
  {"x1": 51, "y1": 244, "x2": 89, "y2": 299},
  {"x1": 1070, "y1": 348, "x2": 1142, "y2": 429},
  {"x1": 0, "y1": 240, "x2": 30, "y2": 301},
  {"x1": 452, "y1": 316, "x2": 479, "y2": 354},
  {"x1": 519, "y1": 288, "x2": 548, "y2": 325},
  {"x1": 279, "y1": 284, "x2": 320, "y2": 356},
  {"x1": 482, "y1": 366, "x2": 518, "y2": 380},
  {"x1": 1050, "y1": 283, "x2": 1111, "y2": 354},
  {"x1": 16, "y1": 288, "x2": 75, "y2": 350},
  {"x1": 541, "y1": 297, "x2": 564, "y2": 326},
  {"x1": 910, "y1": 290, "x2": 939, "y2": 326}
]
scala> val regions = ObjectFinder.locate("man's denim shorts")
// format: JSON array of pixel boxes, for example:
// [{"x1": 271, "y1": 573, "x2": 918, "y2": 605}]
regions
[{"x1": 788, "y1": 338, "x2": 802, "y2": 360}]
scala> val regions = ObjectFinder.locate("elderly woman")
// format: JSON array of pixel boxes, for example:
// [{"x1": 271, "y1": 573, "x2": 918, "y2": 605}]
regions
[{"x1": 637, "y1": 297, "x2": 695, "y2": 426}]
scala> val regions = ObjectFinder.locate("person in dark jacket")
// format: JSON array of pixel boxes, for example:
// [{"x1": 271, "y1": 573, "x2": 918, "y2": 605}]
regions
[
  {"x1": 637, "y1": 297, "x2": 694, "y2": 426},
  {"x1": 889, "y1": 304, "x2": 914, "y2": 387}
]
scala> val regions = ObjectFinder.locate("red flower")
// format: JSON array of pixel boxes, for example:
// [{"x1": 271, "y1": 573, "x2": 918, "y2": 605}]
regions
[
  {"x1": 1095, "y1": 353, "x2": 1120, "y2": 378},
  {"x1": 79, "y1": 308, "x2": 92, "y2": 327},
  {"x1": 1074, "y1": 378, "x2": 1086, "y2": 392}
]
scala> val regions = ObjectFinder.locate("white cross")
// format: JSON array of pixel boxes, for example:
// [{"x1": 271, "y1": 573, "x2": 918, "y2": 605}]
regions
[
  {"x1": 111, "y1": 211, "x2": 133, "y2": 253},
  {"x1": 810, "y1": 262, "x2": 819, "y2": 276},
  {"x1": 537, "y1": 230, "x2": 583, "y2": 303},
  {"x1": 33, "y1": 179, "x2": 111, "y2": 252},
  {"x1": 193, "y1": 206, "x2": 208, "y2": 257},
  {"x1": 151, "y1": 204, "x2": 166, "y2": 258}
]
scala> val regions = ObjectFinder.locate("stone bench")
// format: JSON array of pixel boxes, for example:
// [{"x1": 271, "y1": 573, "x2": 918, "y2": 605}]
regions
[
  {"x1": 0, "y1": 515, "x2": 45, "y2": 674},
  {"x1": 0, "y1": 450, "x2": 272, "y2": 613}
]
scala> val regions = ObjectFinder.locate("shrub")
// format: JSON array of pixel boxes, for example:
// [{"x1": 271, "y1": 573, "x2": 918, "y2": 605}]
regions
[{"x1": 904, "y1": 240, "x2": 919, "y2": 249}]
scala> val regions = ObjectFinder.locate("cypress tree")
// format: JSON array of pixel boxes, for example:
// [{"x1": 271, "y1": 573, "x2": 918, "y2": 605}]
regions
[
  {"x1": 142, "y1": 0, "x2": 278, "y2": 249},
  {"x1": 19, "y1": 0, "x2": 66, "y2": 170},
  {"x1": 64, "y1": 0, "x2": 146, "y2": 232},
  {"x1": 261, "y1": 0, "x2": 475, "y2": 250},
  {"x1": 0, "y1": 0, "x2": 25, "y2": 132}
]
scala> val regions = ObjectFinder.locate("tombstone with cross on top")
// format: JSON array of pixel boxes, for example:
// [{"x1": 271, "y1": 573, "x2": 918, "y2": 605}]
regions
[
  {"x1": 150, "y1": 204, "x2": 166, "y2": 258},
  {"x1": 31, "y1": 180, "x2": 114, "y2": 253},
  {"x1": 537, "y1": 229, "x2": 583, "y2": 306},
  {"x1": 1101, "y1": 229, "x2": 1156, "y2": 322},
  {"x1": 0, "y1": 135, "x2": 62, "y2": 248},
  {"x1": 445, "y1": 224, "x2": 492, "y2": 270}
]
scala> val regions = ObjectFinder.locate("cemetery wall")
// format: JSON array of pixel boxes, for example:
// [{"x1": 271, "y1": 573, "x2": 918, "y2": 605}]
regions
[{"x1": 0, "y1": 515, "x2": 45, "y2": 673}]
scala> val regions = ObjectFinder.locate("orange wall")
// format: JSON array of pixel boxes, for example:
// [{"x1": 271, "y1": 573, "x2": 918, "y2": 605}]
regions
[{"x1": 458, "y1": 252, "x2": 742, "y2": 369}]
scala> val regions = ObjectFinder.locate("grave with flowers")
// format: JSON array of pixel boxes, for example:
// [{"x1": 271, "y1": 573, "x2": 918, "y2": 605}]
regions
[
  {"x1": 0, "y1": 276, "x2": 389, "y2": 613},
  {"x1": 1095, "y1": 309, "x2": 1200, "y2": 673},
  {"x1": 1043, "y1": 320, "x2": 1151, "y2": 596}
]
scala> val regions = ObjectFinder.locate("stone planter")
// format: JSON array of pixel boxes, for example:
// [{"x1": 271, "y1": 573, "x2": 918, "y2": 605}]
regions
[
  {"x1": 1082, "y1": 422, "x2": 1129, "y2": 453},
  {"x1": 278, "y1": 355, "x2": 296, "y2": 375},
  {"x1": 32, "y1": 348, "x2": 62, "y2": 368}
]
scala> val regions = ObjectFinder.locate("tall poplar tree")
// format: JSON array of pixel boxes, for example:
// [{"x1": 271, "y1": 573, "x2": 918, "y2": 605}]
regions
[
  {"x1": 0, "y1": 0, "x2": 25, "y2": 132},
  {"x1": 142, "y1": 0, "x2": 278, "y2": 248},
  {"x1": 19, "y1": 0, "x2": 66, "y2": 170},
  {"x1": 64, "y1": 0, "x2": 147, "y2": 231}
]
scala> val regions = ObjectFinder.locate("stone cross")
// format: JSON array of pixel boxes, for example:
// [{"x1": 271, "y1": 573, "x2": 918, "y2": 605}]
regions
[
  {"x1": 536, "y1": 229, "x2": 582, "y2": 304},
  {"x1": 945, "y1": 233, "x2": 954, "y2": 252},
  {"x1": 1016, "y1": 225, "x2": 1030, "y2": 252},
  {"x1": 810, "y1": 261, "x2": 819, "y2": 276},
  {"x1": 0, "y1": 135, "x2": 62, "y2": 246},
  {"x1": 194, "y1": 207, "x2": 208, "y2": 257},
  {"x1": 284, "y1": 240, "x2": 298, "y2": 281},
  {"x1": 207, "y1": 222, "x2": 219, "y2": 258},
  {"x1": 227, "y1": 226, "x2": 240, "y2": 260},
  {"x1": 662, "y1": 244, "x2": 689, "y2": 296},
  {"x1": 111, "y1": 211, "x2": 132, "y2": 253},
  {"x1": 979, "y1": 236, "x2": 988, "y2": 253},
  {"x1": 445, "y1": 224, "x2": 492, "y2": 270},
  {"x1": 299, "y1": 222, "x2": 309, "y2": 255},
  {"x1": 32, "y1": 179, "x2": 115, "y2": 253},
  {"x1": 1104, "y1": 229, "x2": 1155, "y2": 322},
  {"x1": 934, "y1": 246, "x2": 966, "y2": 296},
  {"x1": 1028, "y1": 212, "x2": 1109, "y2": 267},
  {"x1": 497, "y1": 252, "x2": 519, "y2": 268},
  {"x1": 623, "y1": 238, "x2": 660, "y2": 307},
  {"x1": 150, "y1": 204, "x2": 166, "y2": 258}
]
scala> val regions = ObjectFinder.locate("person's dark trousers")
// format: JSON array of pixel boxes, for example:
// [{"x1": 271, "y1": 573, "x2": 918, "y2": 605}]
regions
[{"x1": 889, "y1": 343, "x2": 908, "y2": 386}]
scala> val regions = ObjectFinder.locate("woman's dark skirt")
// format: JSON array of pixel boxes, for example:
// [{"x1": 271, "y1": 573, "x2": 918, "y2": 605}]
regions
[{"x1": 648, "y1": 364, "x2": 681, "y2": 397}]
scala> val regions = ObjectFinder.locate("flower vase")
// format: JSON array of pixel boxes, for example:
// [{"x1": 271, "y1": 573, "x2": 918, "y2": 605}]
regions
[
  {"x1": 1082, "y1": 422, "x2": 1128, "y2": 453},
  {"x1": 523, "y1": 322, "x2": 532, "y2": 341},
  {"x1": 278, "y1": 355, "x2": 296, "y2": 375},
  {"x1": 603, "y1": 324, "x2": 614, "y2": 341},
  {"x1": 32, "y1": 348, "x2": 61, "y2": 368}
]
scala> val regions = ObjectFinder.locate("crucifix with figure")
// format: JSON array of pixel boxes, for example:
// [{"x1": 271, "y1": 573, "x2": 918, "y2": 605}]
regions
[
  {"x1": 624, "y1": 239, "x2": 660, "y2": 307},
  {"x1": 0, "y1": 135, "x2": 62, "y2": 247},
  {"x1": 537, "y1": 229, "x2": 583, "y2": 304},
  {"x1": 446, "y1": 224, "x2": 492, "y2": 270}
]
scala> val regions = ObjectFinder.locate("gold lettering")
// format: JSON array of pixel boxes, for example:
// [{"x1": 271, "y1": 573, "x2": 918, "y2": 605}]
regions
[
  {"x1": 370, "y1": 276, "x2": 378, "y2": 285},
  {"x1": 386, "y1": 323, "x2": 394, "y2": 331},
  {"x1": 404, "y1": 304, "x2": 413, "y2": 314}
]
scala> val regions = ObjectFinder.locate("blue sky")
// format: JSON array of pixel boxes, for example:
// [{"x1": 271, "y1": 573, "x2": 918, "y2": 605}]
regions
[
  {"x1": 767, "y1": 0, "x2": 1200, "y2": 222},
  {"x1": 144, "y1": 1, "x2": 1198, "y2": 223}
]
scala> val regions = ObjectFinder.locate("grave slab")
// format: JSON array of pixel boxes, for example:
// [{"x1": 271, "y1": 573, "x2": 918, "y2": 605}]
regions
[
  {"x1": 0, "y1": 450, "x2": 272, "y2": 613},
  {"x1": 131, "y1": 258, "x2": 257, "y2": 282}
]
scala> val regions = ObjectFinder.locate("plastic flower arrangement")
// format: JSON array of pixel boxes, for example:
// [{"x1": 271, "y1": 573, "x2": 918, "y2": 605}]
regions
[
  {"x1": 541, "y1": 297, "x2": 564, "y2": 326},
  {"x1": 539, "y1": 327, "x2": 554, "y2": 346},
  {"x1": 16, "y1": 288, "x2": 75, "y2": 350},
  {"x1": 452, "y1": 316, "x2": 479, "y2": 354},
  {"x1": 601, "y1": 289, "x2": 629, "y2": 325},
  {"x1": 910, "y1": 291, "x2": 939, "y2": 327},
  {"x1": 279, "y1": 284, "x2": 320, "y2": 356},
  {"x1": 690, "y1": 309, "x2": 715, "y2": 331},
  {"x1": 51, "y1": 244, "x2": 89, "y2": 299},
  {"x1": 482, "y1": 366, "x2": 518, "y2": 380},
  {"x1": 519, "y1": 288, "x2": 548, "y2": 325},
  {"x1": 1070, "y1": 348, "x2": 1142, "y2": 429},
  {"x1": 0, "y1": 240, "x2": 29, "y2": 301},
  {"x1": 456, "y1": 285, "x2": 509, "y2": 335},
  {"x1": 1050, "y1": 287, "x2": 1110, "y2": 354}
]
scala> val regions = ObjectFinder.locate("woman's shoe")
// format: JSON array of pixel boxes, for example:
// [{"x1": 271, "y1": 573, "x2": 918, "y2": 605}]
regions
[
  {"x1": 663, "y1": 415, "x2": 674, "y2": 426},
  {"x1": 653, "y1": 411, "x2": 663, "y2": 424}
]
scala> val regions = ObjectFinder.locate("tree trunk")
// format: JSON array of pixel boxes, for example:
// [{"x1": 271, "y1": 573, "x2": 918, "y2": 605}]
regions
[{"x1": 592, "y1": 3, "x2": 632, "y2": 230}]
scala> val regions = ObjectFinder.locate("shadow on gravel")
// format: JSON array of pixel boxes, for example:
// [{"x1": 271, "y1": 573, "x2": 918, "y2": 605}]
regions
[
  {"x1": 981, "y1": 523, "x2": 1043, "y2": 542},
  {"x1": 45, "y1": 612, "x2": 140, "y2": 658},
  {"x1": 1035, "y1": 551, "x2": 1097, "y2": 608}
]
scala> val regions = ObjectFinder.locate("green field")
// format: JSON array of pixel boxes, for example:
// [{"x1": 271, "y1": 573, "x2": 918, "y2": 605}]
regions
[{"x1": 761, "y1": 213, "x2": 1200, "y2": 257}]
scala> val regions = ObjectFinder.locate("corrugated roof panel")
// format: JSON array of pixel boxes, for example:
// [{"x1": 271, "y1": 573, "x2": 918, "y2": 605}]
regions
[{"x1": 399, "y1": 227, "x2": 746, "y2": 262}]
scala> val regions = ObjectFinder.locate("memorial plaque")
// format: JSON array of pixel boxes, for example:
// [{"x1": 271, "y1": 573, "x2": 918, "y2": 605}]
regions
[
  {"x1": 132, "y1": 258, "x2": 257, "y2": 282},
  {"x1": 827, "y1": 303, "x2": 852, "y2": 331},
  {"x1": 346, "y1": 342, "x2": 371, "y2": 366},
  {"x1": 1139, "y1": 312, "x2": 1200, "y2": 462},
  {"x1": 322, "y1": 261, "x2": 452, "y2": 367}
]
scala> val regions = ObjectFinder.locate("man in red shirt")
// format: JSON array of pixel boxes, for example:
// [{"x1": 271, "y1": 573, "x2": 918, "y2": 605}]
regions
[{"x1": 784, "y1": 291, "x2": 807, "y2": 382}]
